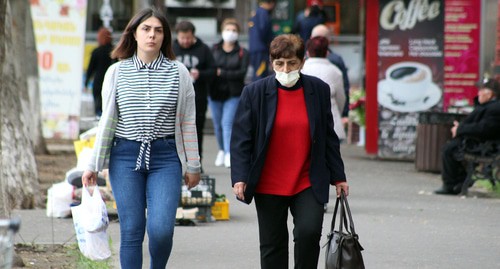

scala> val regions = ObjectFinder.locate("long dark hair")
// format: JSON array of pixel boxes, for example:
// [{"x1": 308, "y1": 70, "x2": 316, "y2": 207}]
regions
[{"x1": 111, "y1": 7, "x2": 175, "y2": 60}]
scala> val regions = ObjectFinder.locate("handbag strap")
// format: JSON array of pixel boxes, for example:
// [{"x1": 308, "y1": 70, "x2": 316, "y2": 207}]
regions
[
  {"x1": 330, "y1": 191, "x2": 348, "y2": 234},
  {"x1": 330, "y1": 191, "x2": 357, "y2": 235},
  {"x1": 341, "y1": 191, "x2": 357, "y2": 235}
]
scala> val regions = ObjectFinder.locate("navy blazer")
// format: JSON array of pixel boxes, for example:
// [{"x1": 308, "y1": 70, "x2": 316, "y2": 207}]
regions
[{"x1": 230, "y1": 74, "x2": 346, "y2": 204}]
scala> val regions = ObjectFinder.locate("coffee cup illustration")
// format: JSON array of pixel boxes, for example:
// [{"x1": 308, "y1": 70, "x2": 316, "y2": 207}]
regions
[{"x1": 385, "y1": 62, "x2": 432, "y2": 103}]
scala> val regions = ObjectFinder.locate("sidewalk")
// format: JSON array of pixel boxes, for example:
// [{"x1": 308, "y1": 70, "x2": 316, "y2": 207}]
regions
[{"x1": 14, "y1": 134, "x2": 500, "y2": 268}]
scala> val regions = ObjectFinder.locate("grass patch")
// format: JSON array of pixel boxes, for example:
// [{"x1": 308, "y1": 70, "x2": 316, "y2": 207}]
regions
[
  {"x1": 68, "y1": 243, "x2": 112, "y2": 269},
  {"x1": 472, "y1": 179, "x2": 500, "y2": 198}
]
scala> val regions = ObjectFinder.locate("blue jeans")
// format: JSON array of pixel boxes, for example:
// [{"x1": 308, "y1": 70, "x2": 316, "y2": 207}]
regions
[
  {"x1": 109, "y1": 137, "x2": 181, "y2": 269},
  {"x1": 208, "y1": 97, "x2": 240, "y2": 153}
]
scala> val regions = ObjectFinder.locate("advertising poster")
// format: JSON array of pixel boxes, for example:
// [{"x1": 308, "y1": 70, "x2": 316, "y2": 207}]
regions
[
  {"x1": 30, "y1": 0, "x2": 87, "y2": 139},
  {"x1": 377, "y1": 0, "x2": 444, "y2": 159},
  {"x1": 443, "y1": 0, "x2": 481, "y2": 112}
]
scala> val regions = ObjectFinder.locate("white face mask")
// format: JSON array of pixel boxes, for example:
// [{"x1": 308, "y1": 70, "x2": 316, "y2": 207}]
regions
[
  {"x1": 222, "y1": 30, "x2": 238, "y2": 43},
  {"x1": 275, "y1": 70, "x2": 300, "y2": 87}
]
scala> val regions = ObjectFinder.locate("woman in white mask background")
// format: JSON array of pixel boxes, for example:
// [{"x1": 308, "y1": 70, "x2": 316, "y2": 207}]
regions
[
  {"x1": 230, "y1": 34, "x2": 349, "y2": 269},
  {"x1": 209, "y1": 18, "x2": 249, "y2": 168}
]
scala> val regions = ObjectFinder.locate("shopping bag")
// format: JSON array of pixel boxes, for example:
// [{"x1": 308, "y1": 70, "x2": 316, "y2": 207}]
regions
[
  {"x1": 71, "y1": 186, "x2": 111, "y2": 260},
  {"x1": 80, "y1": 185, "x2": 109, "y2": 233},
  {"x1": 324, "y1": 191, "x2": 365, "y2": 269},
  {"x1": 46, "y1": 181, "x2": 74, "y2": 218}
]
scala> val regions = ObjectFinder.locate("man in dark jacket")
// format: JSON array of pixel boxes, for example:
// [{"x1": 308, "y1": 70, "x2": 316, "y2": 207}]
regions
[
  {"x1": 173, "y1": 21, "x2": 216, "y2": 161},
  {"x1": 248, "y1": 0, "x2": 276, "y2": 81},
  {"x1": 85, "y1": 27, "x2": 114, "y2": 117},
  {"x1": 435, "y1": 78, "x2": 500, "y2": 195}
]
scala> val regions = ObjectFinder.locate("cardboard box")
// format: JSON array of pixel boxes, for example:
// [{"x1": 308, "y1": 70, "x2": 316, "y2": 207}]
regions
[{"x1": 211, "y1": 199, "x2": 229, "y2": 220}]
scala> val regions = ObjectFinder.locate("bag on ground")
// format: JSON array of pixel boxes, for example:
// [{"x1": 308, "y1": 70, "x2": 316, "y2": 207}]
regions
[
  {"x1": 325, "y1": 191, "x2": 365, "y2": 269},
  {"x1": 46, "y1": 181, "x2": 74, "y2": 218},
  {"x1": 71, "y1": 185, "x2": 111, "y2": 260}
]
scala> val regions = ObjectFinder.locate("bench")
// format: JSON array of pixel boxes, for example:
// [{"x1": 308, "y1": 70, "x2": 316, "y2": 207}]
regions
[{"x1": 459, "y1": 138, "x2": 500, "y2": 195}]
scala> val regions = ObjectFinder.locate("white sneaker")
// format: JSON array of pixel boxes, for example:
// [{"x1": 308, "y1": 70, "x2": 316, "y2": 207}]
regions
[
  {"x1": 214, "y1": 150, "x2": 225, "y2": 167},
  {"x1": 224, "y1": 153, "x2": 231, "y2": 168}
]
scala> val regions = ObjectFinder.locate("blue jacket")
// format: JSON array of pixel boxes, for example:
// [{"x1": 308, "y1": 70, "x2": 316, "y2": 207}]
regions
[
  {"x1": 230, "y1": 74, "x2": 347, "y2": 204},
  {"x1": 248, "y1": 6, "x2": 274, "y2": 54}
]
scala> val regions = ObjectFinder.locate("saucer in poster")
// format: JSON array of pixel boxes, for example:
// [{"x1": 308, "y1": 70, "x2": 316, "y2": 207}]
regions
[{"x1": 377, "y1": 80, "x2": 442, "y2": 112}]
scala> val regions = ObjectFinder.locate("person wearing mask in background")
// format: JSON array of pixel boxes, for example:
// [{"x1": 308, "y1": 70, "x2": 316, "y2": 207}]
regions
[
  {"x1": 301, "y1": 36, "x2": 345, "y2": 141},
  {"x1": 248, "y1": 0, "x2": 276, "y2": 81},
  {"x1": 85, "y1": 27, "x2": 114, "y2": 118},
  {"x1": 292, "y1": 1, "x2": 325, "y2": 42},
  {"x1": 435, "y1": 78, "x2": 500, "y2": 195},
  {"x1": 210, "y1": 18, "x2": 249, "y2": 168},
  {"x1": 81, "y1": 8, "x2": 201, "y2": 268},
  {"x1": 173, "y1": 21, "x2": 216, "y2": 164},
  {"x1": 311, "y1": 24, "x2": 351, "y2": 125},
  {"x1": 231, "y1": 34, "x2": 349, "y2": 269}
]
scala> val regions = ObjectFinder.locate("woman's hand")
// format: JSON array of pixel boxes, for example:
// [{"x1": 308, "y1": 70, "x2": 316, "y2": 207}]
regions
[
  {"x1": 81, "y1": 170, "x2": 98, "y2": 187},
  {"x1": 184, "y1": 172, "x2": 201, "y2": 189},
  {"x1": 335, "y1": 181, "x2": 349, "y2": 197},
  {"x1": 233, "y1": 182, "x2": 246, "y2": 201}
]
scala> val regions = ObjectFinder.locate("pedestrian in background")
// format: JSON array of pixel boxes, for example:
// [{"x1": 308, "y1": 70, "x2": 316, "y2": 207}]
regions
[
  {"x1": 311, "y1": 24, "x2": 351, "y2": 124},
  {"x1": 85, "y1": 27, "x2": 114, "y2": 117},
  {"x1": 301, "y1": 36, "x2": 346, "y2": 140},
  {"x1": 173, "y1": 20, "x2": 216, "y2": 163},
  {"x1": 292, "y1": 1, "x2": 325, "y2": 42},
  {"x1": 435, "y1": 78, "x2": 500, "y2": 195},
  {"x1": 248, "y1": 0, "x2": 276, "y2": 81},
  {"x1": 209, "y1": 18, "x2": 249, "y2": 168},
  {"x1": 81, "y1": 8, "x2": 201, "y2": 269},
  {"x1": 230, "y1": 34, "x2": 349, "y2": 269}
]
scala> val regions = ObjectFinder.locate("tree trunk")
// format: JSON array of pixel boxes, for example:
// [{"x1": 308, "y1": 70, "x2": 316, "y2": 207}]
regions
[
  {"x1": 1, "y1": 0, "x2": 41, "y2": 210},
  {"x1": 18, "y1": 0, "x2": 47, "y2": 155},
  {"x1": 0, "y1": 0, "x2": 7, "y2": 218}
]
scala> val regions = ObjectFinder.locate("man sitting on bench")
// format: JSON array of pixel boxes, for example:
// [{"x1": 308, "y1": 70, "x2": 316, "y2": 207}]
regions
[{"x1": 435, "y1": 78, "x2": 500, "y2": 195}]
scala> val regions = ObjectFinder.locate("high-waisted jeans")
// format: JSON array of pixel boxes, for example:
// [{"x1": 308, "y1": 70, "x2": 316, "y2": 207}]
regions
[{"x1": 109, "y1": 137, "x2": 181, "y2": 269}]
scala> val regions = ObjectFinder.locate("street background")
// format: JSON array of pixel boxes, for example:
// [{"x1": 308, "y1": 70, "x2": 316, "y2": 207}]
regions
[{"x1": 14, "y1": 134, "x2": 500, "y2": 269}]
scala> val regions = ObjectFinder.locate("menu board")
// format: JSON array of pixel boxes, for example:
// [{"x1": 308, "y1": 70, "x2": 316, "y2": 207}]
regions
[
  {"x1": 443, "y1": 0, "x2": 481, "y2": 112},
  {"x1": 377, "y1": 0, "x2": 445, "y2": 159}
]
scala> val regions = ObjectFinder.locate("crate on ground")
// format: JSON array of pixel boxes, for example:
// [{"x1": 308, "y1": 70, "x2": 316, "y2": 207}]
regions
[
  {"x1": 181, "y1": 175, "x2": 216, "y2": 207},
  {"x1": 211, "y1": 199, "x2": 229, "y2": 220}
]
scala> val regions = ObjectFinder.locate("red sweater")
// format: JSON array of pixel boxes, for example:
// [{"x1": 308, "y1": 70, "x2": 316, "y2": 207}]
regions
[{"x1": 256, "y1": 87, "x2": 312, "y2": 196}]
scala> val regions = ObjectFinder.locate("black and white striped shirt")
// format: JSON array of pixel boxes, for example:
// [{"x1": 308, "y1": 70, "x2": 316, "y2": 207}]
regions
[{"x1": 115, "y1": 53, "x2": 179, "y2": 169}]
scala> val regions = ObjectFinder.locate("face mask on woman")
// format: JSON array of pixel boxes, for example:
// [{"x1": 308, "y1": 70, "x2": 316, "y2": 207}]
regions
[
  {"x1": 275, "y1": 70, "x2": 300, "y2": 87},
  {"x1": 222, "y1": 30, "x2": 238, "y2": 43}
]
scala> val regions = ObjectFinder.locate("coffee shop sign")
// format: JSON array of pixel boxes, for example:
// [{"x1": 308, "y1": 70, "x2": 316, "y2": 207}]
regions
[{"x1": 380, "y1": 0, "x2": 440, "y2": 31}]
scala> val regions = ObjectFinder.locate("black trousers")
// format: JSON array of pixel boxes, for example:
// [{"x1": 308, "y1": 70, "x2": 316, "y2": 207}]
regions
[
  {"x1": 441, "y1": 138, "x2": 466, "y2": 189},
  {"x1": 195, "y1": 95, "x2": 207, "y2": 159},
  {"x1": 254, "y1": 188, "x2": 324, "y2": 269},
  {"x1": 92, "y1": 84, "x2": 103, "y2": 116}
]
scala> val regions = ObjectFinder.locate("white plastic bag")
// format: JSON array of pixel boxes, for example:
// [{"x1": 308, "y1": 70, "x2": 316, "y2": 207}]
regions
[
  {"x1": 80, "y1": 186, "x2": 109, "y2": 233},
  {"x1": 71, "y1": 186, "x2": 111, "y2": 260},
  {"x1": 46, "y1": 181, "x2": 74, "y2": 218}
]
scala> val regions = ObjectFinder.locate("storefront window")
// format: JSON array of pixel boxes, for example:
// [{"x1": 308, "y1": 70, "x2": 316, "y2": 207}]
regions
[{"x1": 86, "y1": 0, "x2": 133, "y2": 32}]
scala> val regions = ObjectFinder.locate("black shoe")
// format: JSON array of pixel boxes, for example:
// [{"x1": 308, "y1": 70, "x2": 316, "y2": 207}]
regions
[{"x1": 434, "y1": 186, "x2": 460, "y2": 195}]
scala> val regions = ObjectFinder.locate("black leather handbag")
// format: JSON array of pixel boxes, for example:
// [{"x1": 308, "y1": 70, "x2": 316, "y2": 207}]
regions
[{"x1": 325, "y1": 191, "x2": 365, "y2": 269}]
